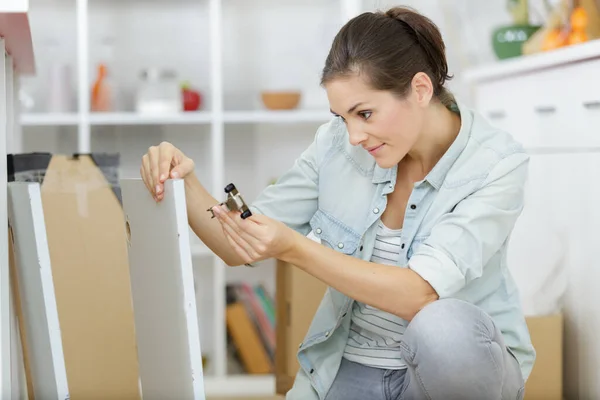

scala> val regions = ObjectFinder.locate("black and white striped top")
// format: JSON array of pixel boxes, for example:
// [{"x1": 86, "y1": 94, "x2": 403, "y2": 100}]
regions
[{"x1": 342, "y1": 221, "x2": 408, "y2": 369}]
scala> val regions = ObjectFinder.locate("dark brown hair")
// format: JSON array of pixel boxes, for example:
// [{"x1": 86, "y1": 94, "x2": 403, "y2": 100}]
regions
[{"x1": 321, "y1": 6, "x2": 455, "y2": 108}]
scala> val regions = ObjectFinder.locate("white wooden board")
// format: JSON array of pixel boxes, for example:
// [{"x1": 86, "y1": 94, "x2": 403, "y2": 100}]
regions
[
  {"x1": 7, "y1": 182, "x2": 69, "y2": 400},
  {"x1": 121, "y1": 178, "x2": 205, "y2": 400}
]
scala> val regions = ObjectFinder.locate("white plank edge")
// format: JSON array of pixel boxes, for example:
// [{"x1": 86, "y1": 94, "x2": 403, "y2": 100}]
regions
[
  {"x1": 463, "y1": 39, "x2": 600, "y2": 83},
  {"x1": 7, "y1": 183, "x2": 69, "y2": 400},
  {"x1": 0, "y1": 2, "x2": 35, "y2": 75},
  {"x1": 121, "y1": 178, "x2": 205, "y2": 400},
  {"x1": 1, "y1": 38, "x2": 12, "y2": 400}
]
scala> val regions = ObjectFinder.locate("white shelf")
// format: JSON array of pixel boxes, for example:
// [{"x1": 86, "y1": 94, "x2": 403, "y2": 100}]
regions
[
  {"x1": 20, "y1": 113, "x2": 79, "y2": 126},
  {"x1": 20, "y1": 110, "x2": 333, "y2": 127},
  {"x1": 204, "y1": 374, "x2": 275, "y2": 397},
  {"x1": 89, "y1": 111, "x2": 212, "y2": 126},
  {"x1": 224, "y1": 110, "x2": 332, "y2": 124},
  {"x1": 463, "y1": 38, "x2": 600, "y2": 83}
]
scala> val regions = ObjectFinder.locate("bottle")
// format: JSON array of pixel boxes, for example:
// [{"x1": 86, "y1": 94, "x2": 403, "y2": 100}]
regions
[{"x1": 91, "y1": 63, "x2": 111, "y2": 112}]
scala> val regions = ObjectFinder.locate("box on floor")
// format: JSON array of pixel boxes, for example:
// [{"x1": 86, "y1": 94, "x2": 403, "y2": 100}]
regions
[
  {"x1": 275, "y1": 261, "x2": 564, "y2": 400},
  {"x1": 8, "y1": 153, "x2": 141, "y2": 399}
]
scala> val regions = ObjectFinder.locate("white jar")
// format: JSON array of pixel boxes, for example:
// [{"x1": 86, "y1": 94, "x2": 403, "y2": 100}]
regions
[{"x1": 135, "y1": 68, "x2": 181, "y2": 114}]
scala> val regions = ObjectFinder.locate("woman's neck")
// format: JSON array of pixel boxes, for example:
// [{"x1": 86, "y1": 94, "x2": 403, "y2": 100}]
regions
[{"x1": 403, "y1": 101, "x2": 461, "y2": 178}]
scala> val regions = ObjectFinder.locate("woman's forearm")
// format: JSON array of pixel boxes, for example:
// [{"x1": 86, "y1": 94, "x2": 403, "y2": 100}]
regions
[
  {"x1": 184, "y1": 174, "x2": 246, "y2": 266},
  {"x1": 281, "y1": 231, "x2": 439, "y2": 320}
]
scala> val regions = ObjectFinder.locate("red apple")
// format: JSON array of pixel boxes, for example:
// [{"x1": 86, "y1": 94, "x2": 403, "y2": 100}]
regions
[{"x1": 181, "y1": 82, "x2": 202, "y2": 111}]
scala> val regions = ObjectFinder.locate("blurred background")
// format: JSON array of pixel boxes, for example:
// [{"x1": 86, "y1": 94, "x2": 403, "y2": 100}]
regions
[{"x1": 8, "y1": 0, "x2": 600, "y2": 399}]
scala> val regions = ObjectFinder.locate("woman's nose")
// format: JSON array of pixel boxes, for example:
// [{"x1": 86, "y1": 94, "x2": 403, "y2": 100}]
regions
[{"x1": 348, "y1": 126, "x2": 368, "y2": 146}]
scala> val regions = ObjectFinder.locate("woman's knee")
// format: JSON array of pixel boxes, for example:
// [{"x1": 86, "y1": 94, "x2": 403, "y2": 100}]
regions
[
  {"x1": 401, "y1": 299, "x2": 501, "y2": 367},
  {"x1": 400, "y1": 299, "x2": 506, "y2": 398}
]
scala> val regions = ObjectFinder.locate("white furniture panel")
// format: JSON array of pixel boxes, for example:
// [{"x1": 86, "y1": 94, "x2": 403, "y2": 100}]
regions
[
  {"x1": 7, "y1": 183, "x2": 69, "y2": 400},
  {"x1": 121, "y1": 178, "x2": 205, "y2": 400}
]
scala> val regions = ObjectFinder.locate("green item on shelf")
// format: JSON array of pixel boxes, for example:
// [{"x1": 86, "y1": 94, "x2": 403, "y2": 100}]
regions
[
  {"x1": 492, "y1": 24, "x2": 542, "y2": 59},
  {"x1": 491, "y1": 0, "x2": 541, "y2": 60}
]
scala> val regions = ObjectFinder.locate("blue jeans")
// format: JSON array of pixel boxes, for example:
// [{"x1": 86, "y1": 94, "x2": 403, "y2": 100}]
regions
[{"x1": 325, "y1": 299, "x2": 526, "y2": 400}]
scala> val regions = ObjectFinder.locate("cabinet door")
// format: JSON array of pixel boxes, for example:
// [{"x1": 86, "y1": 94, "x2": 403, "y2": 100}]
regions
[{"x1": 275, "y1": 261, "x2": 327, "y2": 395}]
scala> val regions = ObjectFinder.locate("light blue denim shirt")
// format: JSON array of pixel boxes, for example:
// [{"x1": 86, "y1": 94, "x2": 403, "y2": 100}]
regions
[{"x1": 250, "y1": 100, "x2": 536, "y2": 400}]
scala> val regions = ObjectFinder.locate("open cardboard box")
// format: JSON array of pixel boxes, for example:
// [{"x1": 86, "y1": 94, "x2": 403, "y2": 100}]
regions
[
  {"x1": 275, "y1": 260, "x2": 564, "y2": 400},
  {"x1": 8, "y1": 153, "x2": 141, "y2": 399}
]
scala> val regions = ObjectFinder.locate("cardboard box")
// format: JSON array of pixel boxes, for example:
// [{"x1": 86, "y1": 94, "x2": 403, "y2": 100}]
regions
[
  {"x1": 8, "y1": 153, "x2": 141, "y2": 399},
  {"x1": 275, "y1": 261, "x2": 564, "y2": 399},
  {"x1": 524, "y1": 314, "x2": 563, "y2": 400}
]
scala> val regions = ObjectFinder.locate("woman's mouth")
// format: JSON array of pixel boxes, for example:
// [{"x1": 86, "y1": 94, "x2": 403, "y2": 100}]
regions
[{"x1": 366, "y1": 144, "x2": 385, "y2": 155}]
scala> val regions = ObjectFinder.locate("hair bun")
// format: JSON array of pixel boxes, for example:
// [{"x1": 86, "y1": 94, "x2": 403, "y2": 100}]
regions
[{"x1": 385, "y1": 7, "x2": 451, "y2": 89}]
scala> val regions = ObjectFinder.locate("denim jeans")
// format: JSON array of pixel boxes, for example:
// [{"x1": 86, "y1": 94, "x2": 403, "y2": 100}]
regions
[{"x1": 325, "y1": 299, "x2": 526, "y2": 400}]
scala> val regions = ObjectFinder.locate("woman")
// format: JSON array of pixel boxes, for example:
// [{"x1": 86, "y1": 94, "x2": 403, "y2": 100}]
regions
[{"x1": 140, "y1": 6, "x2": 535, "y2": 400}]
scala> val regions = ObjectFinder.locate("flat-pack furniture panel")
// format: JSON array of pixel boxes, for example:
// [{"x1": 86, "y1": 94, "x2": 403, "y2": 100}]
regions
[
  {"x1": 7, "y1": 182, "x2": 69, "y2": 400},
  {"x1": 121, "y1": 178, "x2": 205, "y2": 400}
]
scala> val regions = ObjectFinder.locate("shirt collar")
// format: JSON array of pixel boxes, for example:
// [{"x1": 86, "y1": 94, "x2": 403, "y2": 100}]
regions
[{"x1": 371, "y1": 99, "x2": 472, "y2": 190}]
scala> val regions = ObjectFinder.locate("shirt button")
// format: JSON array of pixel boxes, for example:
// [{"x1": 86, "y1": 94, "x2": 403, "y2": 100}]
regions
[
  {"x1": 325, "y1": 331, "x2": 330, "y2": 338},
  {"x1": 316, "y1": 228, "x2": 322, "y2": 234},
  {"x1": 342, "y1": 312, "x2": 347, "y2": 317},
  {"x1": 310, "y1": 368, "x2": 315, "y2": 374},
  {"x1": 337, "y1": 242, "x2": 344, "y2": 249},
  {"x1": 410, "y1": 204, "x2": 417, "y2": 210},
  {"x1": 401, "y1": 243, "x2": 405, "y2": 249},
  {"x1": 373, "y1": 207, "x2": 380, "y2": 214},
  {"x1": 359, "y1": 245, "x2": 363, "y2": 251}
]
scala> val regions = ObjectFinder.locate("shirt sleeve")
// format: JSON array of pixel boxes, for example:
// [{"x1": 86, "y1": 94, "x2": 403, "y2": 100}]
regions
[
  {"x1": 249, "y1": 120, "x2": 334, "y2": 236},
  {"x1": 408, "y1": 153, "x2": 530, "y2": 298}
]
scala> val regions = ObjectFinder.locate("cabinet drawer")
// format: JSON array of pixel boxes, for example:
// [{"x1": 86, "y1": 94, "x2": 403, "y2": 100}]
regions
[{"x1": 472, "y1": 57, "x2": 600, "y2": 149}]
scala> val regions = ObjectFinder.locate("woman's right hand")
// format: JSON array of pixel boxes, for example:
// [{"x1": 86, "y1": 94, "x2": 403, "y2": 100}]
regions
[{"x1": 140, "y1": 141, "x2": 195, "y2": 201}]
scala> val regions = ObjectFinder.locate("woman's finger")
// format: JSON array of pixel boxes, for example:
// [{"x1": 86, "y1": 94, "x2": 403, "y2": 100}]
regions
[
  {"x1": 142, "y1": 155, "x2": 157, "y2": 199},
  {"x1": 221, "y1": 225, "x2": 256, "y2": 264},
  {"x1": 220, "y1": 217, "x2": 261, "y2": 260},
  {"x1": 147, "y1": 146, "x2": 165, "y2": 199},
  {"x1": 215, "y1": 207, "x2": 264, "y2": 249}
]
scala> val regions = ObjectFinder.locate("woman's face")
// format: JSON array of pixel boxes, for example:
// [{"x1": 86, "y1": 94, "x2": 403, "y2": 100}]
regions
[{"x1": 325, "y1": 73, "x2": 430, "y2": 169}]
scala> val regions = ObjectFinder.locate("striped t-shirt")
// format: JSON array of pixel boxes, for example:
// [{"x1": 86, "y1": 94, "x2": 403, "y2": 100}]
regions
[{"x1": 342, "y1": 221, "x2": 408, "y2": 369}]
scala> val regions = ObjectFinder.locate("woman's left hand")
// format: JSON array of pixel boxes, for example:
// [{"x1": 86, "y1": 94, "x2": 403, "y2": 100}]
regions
[{"x1": 211, "y1": 205, "x2": 297, "y2": 265}]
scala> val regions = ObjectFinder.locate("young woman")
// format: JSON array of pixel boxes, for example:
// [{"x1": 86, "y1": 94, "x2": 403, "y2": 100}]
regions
[{"x1": 140, "y1": 6, "x2": 535, "y2": 400}]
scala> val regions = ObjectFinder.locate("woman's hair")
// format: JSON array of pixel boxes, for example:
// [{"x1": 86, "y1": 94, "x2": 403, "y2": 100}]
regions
[{"x1": 321, "y1": 6, "x2": 455, "y2": 108}]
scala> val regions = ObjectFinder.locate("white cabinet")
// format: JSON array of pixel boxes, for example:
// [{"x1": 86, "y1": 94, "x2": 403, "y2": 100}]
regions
[{"x1": 464, "y1": 39, "x2": 600, "y2": 400}]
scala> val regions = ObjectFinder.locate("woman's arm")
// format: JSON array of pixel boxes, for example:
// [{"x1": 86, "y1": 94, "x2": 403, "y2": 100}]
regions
[{"x1": 282, "y1": 232, "x2": 439, "y2": 321}]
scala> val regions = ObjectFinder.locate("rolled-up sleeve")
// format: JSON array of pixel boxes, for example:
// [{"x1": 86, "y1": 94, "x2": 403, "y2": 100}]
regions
[
  {"x1": 250, "y1": 120, "x2": 335, "y2": 236},
  {"x1": 409, "y1": 153, "x2": 530, "y2": 298}
]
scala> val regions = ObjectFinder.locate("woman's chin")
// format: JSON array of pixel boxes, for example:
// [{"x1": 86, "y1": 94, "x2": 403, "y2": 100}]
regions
[{"x1": 374, "y1": 157, "x2": 397, "y2": 169}]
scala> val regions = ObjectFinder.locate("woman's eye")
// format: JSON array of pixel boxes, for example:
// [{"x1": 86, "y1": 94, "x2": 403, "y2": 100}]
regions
[{"x1": 360, "y1": 111, "x2": 372, "y2": 120}]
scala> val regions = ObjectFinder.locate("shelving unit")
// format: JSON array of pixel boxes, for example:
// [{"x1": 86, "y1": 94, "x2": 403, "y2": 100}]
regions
[
  {"x1": 1, "y1": 1, "x2": 36, "y2": 398},
  {"x1": 17, "y1": 0, "x2": 364, "y2": 396}
]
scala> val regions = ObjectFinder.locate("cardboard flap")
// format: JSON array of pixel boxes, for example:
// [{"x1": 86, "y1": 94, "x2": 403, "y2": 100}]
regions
[{"x1": 40, "y1": 155, "x2": 141, "y2": 399}]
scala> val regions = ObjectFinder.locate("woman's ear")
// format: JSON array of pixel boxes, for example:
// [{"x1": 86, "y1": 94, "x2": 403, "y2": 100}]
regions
[{"x1": 411, "y1": 72, "x2": 434, "y2": 106}]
